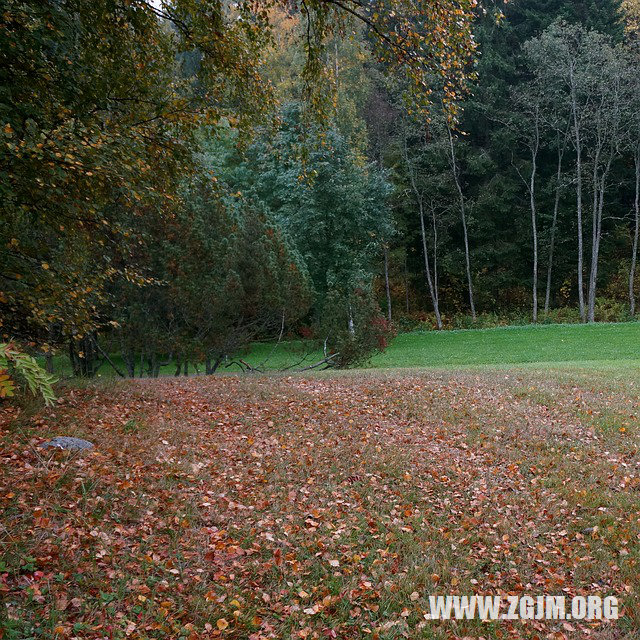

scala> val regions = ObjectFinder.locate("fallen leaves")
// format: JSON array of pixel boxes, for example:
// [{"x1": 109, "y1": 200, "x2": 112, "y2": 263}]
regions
[
  {"x1": 1, "y1": 370, "x2": 638, "y2": 638},
  {"x1": 216, "y1": 618, "x2": 229, "y2": 630}
]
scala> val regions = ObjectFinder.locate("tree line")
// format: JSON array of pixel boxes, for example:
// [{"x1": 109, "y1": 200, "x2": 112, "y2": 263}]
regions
[
  {"x1": 0, "y1": 0, "x2": 475, "y2": 382},
  {"x1": 1, "y1": 0, "x2": 640, "y2": 386},
  {"x1": 381, "y1": 0, "x2": 640, "y2": 328}
]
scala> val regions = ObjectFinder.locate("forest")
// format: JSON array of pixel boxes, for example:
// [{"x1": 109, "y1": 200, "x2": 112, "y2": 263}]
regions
[{"x1": 2, "y1": 0, "x2": 640, "y2": 384}]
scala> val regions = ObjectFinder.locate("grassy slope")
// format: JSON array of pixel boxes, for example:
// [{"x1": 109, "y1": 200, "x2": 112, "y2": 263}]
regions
[
  {"x1": 44, "y1": 322, "x2": 640, "y2": 377},
  {"x1": 243, "y1": 322, "x2": 640, "y2": 370},
  {"x1": 368, "y1": 322, "x2": 640, "y2": 369}
]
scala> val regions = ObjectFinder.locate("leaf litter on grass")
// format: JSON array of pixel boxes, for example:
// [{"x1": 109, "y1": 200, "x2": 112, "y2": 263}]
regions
[{"x1": 0, "y1": 370, "x2": 638, "y2": 639}]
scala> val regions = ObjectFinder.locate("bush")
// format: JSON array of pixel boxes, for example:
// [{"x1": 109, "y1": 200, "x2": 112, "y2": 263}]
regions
[
  {"x1": 450, "y1": 310, "x2": 533, "y2": 329},
  {"x1": 319, "y1": 289, "x2": 395, "y2": 367},
  {"x1": 540, "y1": 306, "x2": 582, "y2": 324},
  {"x1": 388, "y1": 301, "x2": 636, "y2": 336},
  {"x1": 395, "y1": 303, "x2": 638, "y2": 331},
  {"x1": 593, "y1": 297, "x2": 633, "y2": 323}
]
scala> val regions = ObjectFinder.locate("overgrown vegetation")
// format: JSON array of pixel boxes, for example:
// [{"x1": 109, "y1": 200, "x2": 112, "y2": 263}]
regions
[{"x1": 0, "y1": 0, "x2": 478, "y2": 379}]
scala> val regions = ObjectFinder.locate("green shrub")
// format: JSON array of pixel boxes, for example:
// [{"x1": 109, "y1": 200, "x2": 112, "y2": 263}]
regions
[
  {"x1": 394, "y1": 303, "x2": 637, "y2": 332},
  {"x1": 540, "y1": 307, "x2": 582, "y2": 324},
  {"x1": 593, "y1": 298, "x2": 633, "y2": 323},
  {"x1": 319, "y1": 289, "x2": 395, "y2": 367}
]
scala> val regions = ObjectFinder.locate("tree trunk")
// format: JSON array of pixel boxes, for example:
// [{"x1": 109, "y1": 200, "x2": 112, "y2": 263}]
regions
[
  {"x1": 404, "y1": 254, "x2": 410, "y2": 313},
  {"x1": 146, "y1": 354, "x2": 155, "y2": 378},
  {"x1": 587, "y1": 154, "x2": 613, "y2": 323},
  {"x1": 530, "y1": 145, "x2": 539, "y2": 324},
  {"x1": 70, "y1": 334, "x2": 100, "y2": 377},
  {"x1": 570, "y1": 68, "x2": 586, "y2": 323},
  {"x1": 44, "y1": 326, "x2": 55, "y2": 374},
  {"x1": 630, "y1": 152, "x2": 640, "y2": 316},
  {"x1": 69, "y1": 340, "x2": 78, "y2": 376},
  {"x1": 92, "y1": 336, "x2": 125, "y2": 377},
  {"x1": 44, "y1": 352, "x2": 54, "y2": 374},
  {"x1": 544, "y1": 133, "x2": 567, "y2": 314},
  {"x1": 587, "y1": 206, "x2": 599, "y2": 323},
  {"x1": 587, "y1": 144, "x2": 602, "y2": 323},
  {"x1": 383, "y1": 245, "x2": 392, "y2": 323},
  {"x1": 447, "y1": 124, "x2": 476, "y2": 319},
  {"x1": 576, "y1": 169, "x2": 585, "y2": 323},
  {"x1": 418, "y1": 198, "x2": 442, "y2": 329},
  {"x1": 122, "y1": 347, "x2": 136, "y2": 377},
  {"x1": 431, "y1": 205, "x2": 439, "y2": 305},
  {"x1": 206, "y1": 355, "x2": 224, "y2": 374}
]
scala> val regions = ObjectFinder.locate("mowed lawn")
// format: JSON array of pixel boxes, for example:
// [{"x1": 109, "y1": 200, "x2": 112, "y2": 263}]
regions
[
  {"x1": 369, "y1": 322, "x2": 640, "y2": 368},
  {"x1": 2, "y1": 368, "x2": 639, "y2": 639},
  {"x1": 245, "y1": 322, "x2": 640, "y2": 371},
  {"x1": 40, "y1": 322, "x2": 640, "y2": 377}
]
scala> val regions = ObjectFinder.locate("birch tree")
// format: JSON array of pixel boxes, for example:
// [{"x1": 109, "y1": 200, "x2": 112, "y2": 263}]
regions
[
  {"x1": 544, "y1": 123, "x2": 571, "y2": 314},
  {"x1": 401, "y1": 122, "x2": 443, "y2": 329},
  {"x1": 629, "y1": 61, "x2": 640, "y2": 314},
  {"x1": 525, "y1": 23, "x2": 618, "y2": 322},
  {"x1": 583, "y1": 44, "x2": 627, "y2": 322},
  {"x1": 507, "y1": 84, "x2": 545, "y2": 322},
  {"x1": 445, "y1": 123, "x2": 476, "y2": 320}
]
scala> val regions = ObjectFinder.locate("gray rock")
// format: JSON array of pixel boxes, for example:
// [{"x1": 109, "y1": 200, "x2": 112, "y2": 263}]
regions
[{"x1": 40, "y1": 436, "x2": 94, "y2": 451}]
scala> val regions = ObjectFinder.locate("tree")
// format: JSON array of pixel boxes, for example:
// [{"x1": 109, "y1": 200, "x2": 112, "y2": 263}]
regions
[
  {"x1": 524, "y1": 22, "x2": 627, "y2": 322},
  {"x1": 109, "y1": 160, "x2": 312, "y2": 377},
  {"x1": 622, "y1": 0, "x2": 640, "y2": 37},
  {"x1": 400, "y1": 118, "x2": 443, "y2": 328},
  {"x1": 584, "y1": 44, "x2": 627, "y2": 322},
  {"x1": 219, "y1": 104, "x2": 393, "y2": 364},
  {"x1": 445, "y1": 123, "x2": 477, "y2": 320},
  {"x1": 2, "y1": 0, "x2": 480, "y2": 354},
  {"x1": 457, "y1": 0, "x2": 625, "y2": 317},
  {"x1": 628, "y1": 58, "x2": 640, "y2": 314},
  {"x1": 544, "y1": 122, "x2": 571, "y2": 314},
  {"x1": 502, "y1": 82, "x2": 546, "y2": 322},
  {"x1": 1, "y1": 0, "x2": 190, "y2": 342}
]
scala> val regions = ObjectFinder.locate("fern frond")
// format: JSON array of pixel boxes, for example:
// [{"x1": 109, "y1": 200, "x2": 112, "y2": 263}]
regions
[{"x1": 0, "y1": 343, "x2": 57, "y2": 406}]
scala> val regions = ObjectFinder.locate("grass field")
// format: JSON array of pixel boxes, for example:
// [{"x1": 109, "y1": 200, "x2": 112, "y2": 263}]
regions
[
  {"x1": 43, "y1": 322, "x2": 640, "y2": 378},
  {"x1": 7, "y1": 323, "x2": 640, "y2": 638},
  {"x1": 368, "y1": 322, "x2": 640, "y2": 368},
  {"x1": 2, "y1": 366, "x2": 639, "y2": 639}
]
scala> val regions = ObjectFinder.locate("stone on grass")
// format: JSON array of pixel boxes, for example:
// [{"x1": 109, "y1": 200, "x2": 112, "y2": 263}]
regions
[{"x1": 40, "y1": 436, "x2": 94, "y2": 451}]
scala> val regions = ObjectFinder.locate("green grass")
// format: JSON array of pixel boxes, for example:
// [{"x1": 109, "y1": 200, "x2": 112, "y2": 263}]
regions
[
  {"x1": 43, "y1": 321, "x2": 640, "y2": 377},
  {"x1": 231, "y1": 339, "x2": 323, "y2": 370},
  {"x1": 42, "y1": 341, "x2": 326, "y2": 378},
  {"x1": 368, "y1": 321, "x2": 640, "y2": 369},
  {"x1": 244, "y1": 321, "x2": 640, "y2": 370}
]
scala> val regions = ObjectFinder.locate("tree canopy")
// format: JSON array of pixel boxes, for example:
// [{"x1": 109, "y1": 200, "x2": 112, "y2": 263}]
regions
[{"x1": 2, "y1": 0, "x2": 640, "y2": 383}]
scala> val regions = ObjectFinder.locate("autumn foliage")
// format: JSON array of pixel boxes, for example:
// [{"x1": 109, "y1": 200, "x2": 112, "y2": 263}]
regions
[{"x1": 1, "y1": 371, "x2": 637, "y2": 638}]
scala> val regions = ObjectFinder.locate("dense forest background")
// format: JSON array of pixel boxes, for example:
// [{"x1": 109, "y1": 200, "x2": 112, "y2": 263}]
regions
[{"x1": 2, "y1": 0, "x2": 640, "y2": 379}]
